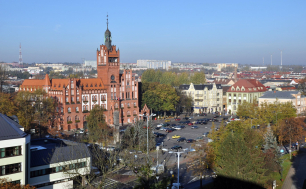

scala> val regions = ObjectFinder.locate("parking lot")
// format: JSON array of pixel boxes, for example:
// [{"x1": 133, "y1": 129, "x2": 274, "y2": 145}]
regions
[{"x1": 152, "y1": 114, "x2": 229, "y2": 152}]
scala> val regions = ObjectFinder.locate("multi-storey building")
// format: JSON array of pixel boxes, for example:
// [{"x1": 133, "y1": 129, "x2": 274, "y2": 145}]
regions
[
  {"x1": 0, "y1": 113, "x2": 31, "y2": 185},
  {"x1": 226, "y1": 79, "x2": 267, "y2": 115},
  {"x1": 259, "y1": 91, "x2": 306, "y2": 115},
  {"x1": 179, "y1": 83, "x2": 223, "y2": 113},
  {"x1": 20, "y1": 21, "x2": 141, "y2": 130},
  {"x1": 0, "y1": 113, "x2": 91, "y2": 188}
]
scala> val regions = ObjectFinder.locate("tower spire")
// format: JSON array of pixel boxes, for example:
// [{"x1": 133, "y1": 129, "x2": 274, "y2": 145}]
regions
[{"x1": 107, "y1": 14, "x2": 108, "y2": 29}]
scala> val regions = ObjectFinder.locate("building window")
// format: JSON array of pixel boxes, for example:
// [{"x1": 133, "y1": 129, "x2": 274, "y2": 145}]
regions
[
  {"x1": 68, "y1": 107, "x2": 71, "y2": 113},
  {"x1": 66, "y1": 97, "x2": 68, "y2": 103},
  {"x1": 76, "y1": 107, "x2": 79, "y2": 112},
  {"x1": 0, "y1": 146, "x2": 21, "y2": 158},
  {"x1": 0, "y1": 163, "x2": 21, "y2": 176}
]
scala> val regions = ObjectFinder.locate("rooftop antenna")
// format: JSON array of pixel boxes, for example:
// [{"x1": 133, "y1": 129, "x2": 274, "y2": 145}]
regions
[
  {"x1": 270, "y1": 54, "x2": 273, "y2": 66},
  {"x1": 263, "y1": 57, "x2": 264, "y2": 66}
]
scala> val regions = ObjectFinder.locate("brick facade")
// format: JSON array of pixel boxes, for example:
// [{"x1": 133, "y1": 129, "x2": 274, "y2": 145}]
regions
[{"x1": 19, "y1": 25, "x2": 142, "y2": 131}]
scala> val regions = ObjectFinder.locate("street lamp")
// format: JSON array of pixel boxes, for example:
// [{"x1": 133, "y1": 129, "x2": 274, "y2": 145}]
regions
[
  {"x1": 139, "y1": 113, "x2": 156, "y2": 156},
  {"x1": 169, "y1": 150, "x2": 185, "y2": 185}
]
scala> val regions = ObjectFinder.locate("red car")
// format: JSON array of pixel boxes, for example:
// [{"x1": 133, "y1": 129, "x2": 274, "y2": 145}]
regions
[
  {"x1": 175, "y1": 118, "x2": 181, "y2": 121},
  {"x1": 187, "y1": 123, "x2": 193, "y2": 126}
]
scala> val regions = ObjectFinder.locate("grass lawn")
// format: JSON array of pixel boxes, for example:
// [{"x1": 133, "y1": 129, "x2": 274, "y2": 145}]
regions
[{"x1": 270, "y1": 151, "x2": 298, "y2": 189}]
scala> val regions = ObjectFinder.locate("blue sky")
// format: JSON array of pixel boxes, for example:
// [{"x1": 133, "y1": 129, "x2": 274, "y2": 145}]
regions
[{"x1": 0, "y1": 0, "x2": 305, "y2": 65}]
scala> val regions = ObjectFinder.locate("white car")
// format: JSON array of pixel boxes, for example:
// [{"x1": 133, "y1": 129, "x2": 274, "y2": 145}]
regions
[
  {"x1": 162, "y1": 148, "x2": 168, "y2": 152},
  {"x1": 174, "y1": 126, "x2": 182, "y2": 130},
  {"x1": 79, "y1": 130, "x2": 84, "y2": 134},
  {"x1": 157, "y1": 123, "x2": 163, "y2": 127}
]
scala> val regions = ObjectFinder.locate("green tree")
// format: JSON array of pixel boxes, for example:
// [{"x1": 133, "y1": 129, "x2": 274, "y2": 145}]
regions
[
  {"x1": 49, "y1": 71, "x2": 65, "y2": 79},
  {"x1": 174, "y1": 72, "x2": 190, "y2": 86},
  {"x1": 159, "y1": 72, "x2": 176, "y2": 86},
  {"x1": 263, "y1": 124, "x2": 283, "y2": 177},
  {"x1": 86, "y1": 105, "x2": 112, "y2": 145},
  {"x1": 190, "y1": 72, "x2": 206, "y2": 84},
  {"x1": 141, "y1": 69, "x2": 157, "y2": 83},
  {"x1": 215, "y1": 130, "x2": 267, "y2": 187}
]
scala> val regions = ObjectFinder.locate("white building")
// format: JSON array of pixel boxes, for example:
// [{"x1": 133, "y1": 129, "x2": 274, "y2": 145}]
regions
[
  {"x1": 216, "y1": 63, "x2": 238, "y2": 71},
  {"x1": 137, "y1": 60, "x2": 171, "y2": 70},
  {"x1": 0, "y1": 113, "x2": 92, "y2": 188},
  {"x1": 0, "y1": 114, "x2": 31, "y2": 185},
  {"x1": 84, "y1": 60, "x2": 97, "y2": 68},
  {"x1": 29, "y1": 139, "x2": 91, "y2": 189}
]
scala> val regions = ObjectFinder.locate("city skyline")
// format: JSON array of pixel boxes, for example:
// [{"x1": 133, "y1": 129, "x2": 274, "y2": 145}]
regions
[{"x1": 0, "y1": 0, "x2": 305, "y2": 65}]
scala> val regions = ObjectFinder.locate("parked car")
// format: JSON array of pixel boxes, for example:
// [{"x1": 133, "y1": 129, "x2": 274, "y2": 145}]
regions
[
  {"x1": 155, "y1": 127, "x2": 161, "y2": 130},
  {"x1": 159, "y1": 127, "x2": 167, "y2": 131},
  {"x1": 157, "y1": 123, "x2": 163, "y2": 127},
  {"x1": 175, "y1": 118, "x2": 181, "y2": 121},
  {"x1": 172, "y1": 135, "x2": 181, "y2": 139},
  {"x1": 189, "y1": 116, "x2": 193, "y2": 119},
  {"x1": 174, "y1": 126, "x2": 182, "y2": 130},
  {"x1": 165, "y1": 119, "x2": 171, "y2": 122},
  {"x1": 162, "y1": 123, "x2": 170, "y2": 127},
  {"x1": 191, "y1": 126, "x2": 199, "y2": 129},
  {"x1": 177, "y1": 137, "x2": 186, "y2": 142},
  {"x1": 186, "y1": 139, "x2": 193, "y2": 143},
  {"x1": 171, "y1": 145, "x2": 182, "y2": 151},
  {"x1": 166, "y1": 128, "x2": 174, "y2": 133},
  {"x1": 180, "y1": 125, "x2": 186, "y2": 129},
  {"x1": 188, "y1": 122, "x2": 193, "y2": 126},
  {"x1": 184, "y1": 117, "x2": 189, "y2": 120},
  {"x1": 203, "y1": 132, "x2": 209, "y2": 137},
  {"x1": 196, "y1": 136, "x2": 204, "y2": 141},
  {"x1": 156, "y1": 133, "x2": 166, "y2": 138},
  {"x1": 79, "y1": 129, "x2": 84, "y2": 134}
]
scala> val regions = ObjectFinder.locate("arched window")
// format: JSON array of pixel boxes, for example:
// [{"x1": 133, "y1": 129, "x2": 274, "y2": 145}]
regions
[
  {"x1": 127, "y1": 111, "x2": 130, "y2": 116},
  {"x1": 75, "y1": 115, "x2": 79, "y2": 121},
  {"x1": 68, "y1": 107, "x2": 71, "y2": 113},
  {"x1": 76, "y1": 107, "x2": 79, "y2": 112},
  {"x1": 133, "y1": 110, "x2": 136, "y2": 115},
  {"x1": 67, "y1": 116, "x2": 71, "y2": 122},
  {"x1": 83, "y1": 115, "x2": 86, "y2": 121},
  {"x1": 134, "y1": 102, "x2": 136, "y2": 107}
]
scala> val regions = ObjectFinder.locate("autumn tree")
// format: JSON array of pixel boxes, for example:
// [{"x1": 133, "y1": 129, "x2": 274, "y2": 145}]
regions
[
  {"x1": 14, "y1": 91, "x2": 35, "y2": 131},
  {"x1": 0, "y1": 93, "x2": 17, "y2": 116},
  {"x1": 0, "y1": 64, "x2": 8, "y2": 92},
  {"x1": 0, "y1": 178, "x2": 35, "y2": 189},
  {"x1": 188, "y1": 142, "x2": 208, "y2": 188},
  {"x1": 278, "y1": 117, "x2": 306, "y2": 156},
  {"x1": 298, "y1": 77, "x2": 306, "y2": 96}
]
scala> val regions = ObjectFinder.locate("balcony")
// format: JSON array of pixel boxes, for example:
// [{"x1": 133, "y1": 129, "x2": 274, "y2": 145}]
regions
[{"x1": 195, "y1": 94, "x2": 203, "y2": 97}]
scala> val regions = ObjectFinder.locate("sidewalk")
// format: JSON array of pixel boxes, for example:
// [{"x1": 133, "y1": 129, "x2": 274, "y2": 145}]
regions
[{"x1": 282, "y1": 148, "x2": 306, "y2": 189}]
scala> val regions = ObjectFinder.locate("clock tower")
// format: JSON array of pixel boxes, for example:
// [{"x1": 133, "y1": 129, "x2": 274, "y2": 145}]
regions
[{"x1": 97, "y1": 15, "x2": 120, "y2": 124}]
